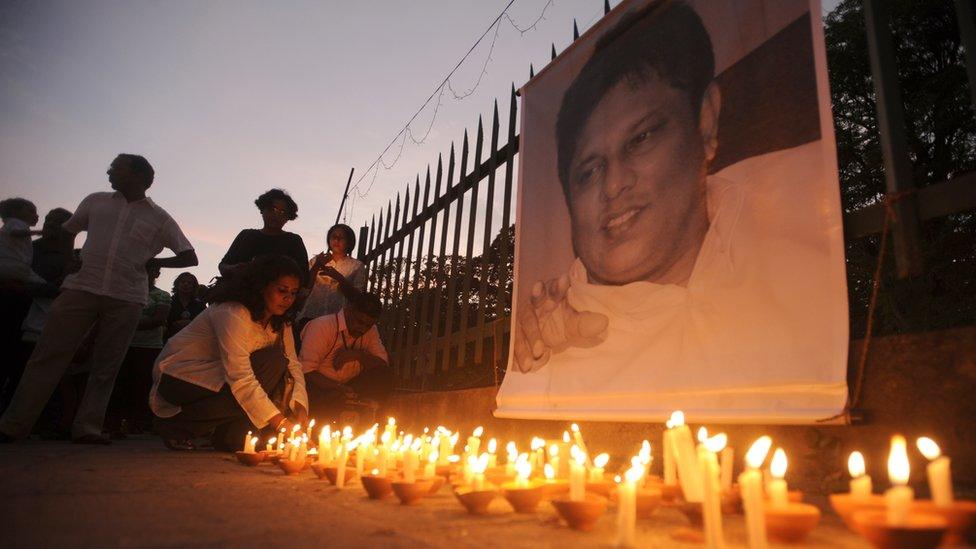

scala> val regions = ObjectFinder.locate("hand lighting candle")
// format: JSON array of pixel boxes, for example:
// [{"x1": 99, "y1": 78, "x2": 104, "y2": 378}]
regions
[
  {"x1": 569, "y1": 445, "x2": 586, "y2": 501},
  {"x1": 885, "y1": 435, "x2": 913, "y2": 525},
  {"x1": 738, "y1": 436, "x2": 771, "y2": 549},
  {"x1": 616, "y1": 464, "x2": 643, "y2": 548},
  {"x1": 590, "y1": 453, "x2": 609, "y2": 482},
  {"x1": 768, "y1": 448, "x2": 789, "y2": 508},
  {"x1": 916, "y1": 437, "x2": 953, "y2": 507},
  {"x1": 669, "y1": 411, "x2": 704, "y2": 502},
  {"x1": 848, "y1": 451, "x2": 873, "y2": 498}
]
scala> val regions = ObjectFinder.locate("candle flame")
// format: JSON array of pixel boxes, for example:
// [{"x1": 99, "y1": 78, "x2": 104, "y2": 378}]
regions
[
  {"x1": 371, "y1": 468, "x2": 380, "y2": 475},
  {"x1": 668, "y1": 410, "x2": 685, "y2": 428},
  {"x1": 487, "y1": 438, "x2": 497, "y2": 454},
  {"x1": 269, "y1": 437, "x2": 277, "y2": 445},
  {"x1": 291, "y1": 424, "x2": 301, "y2": 433},
  {"x1": 549, "y1": 444, "x2": 559, "y2": 457},
  {"x1": 571, "y1": 423, "x2": 580, "y2": 433},
  {"x1": 848, "y1": 451, "x2": 866, "y2": 478},
  {"x1": 308, "y1": 419, "x2": 315, "y2": 430},
  {"x1": 593, "y1": 453, "x2": 609, "y2": 469},
  {"x1": 770, "y1": 448, "x2": 787, "y2": 479},
  {"x1": 916, "y1": 437, "x2": 941, "y2": 461},
  {"x1": 888, "y1": 435, "x2": 910, "y2": 485},
  {"x1": 571, "y1": 445, "x2": 586, "y2": 466},
  {"x1": 429, "y1": 451, "x2": 439, "y2": 464},
  {"x1": 745, "y1": 436, "x2": 772, "y2": 469},
  {"x1": 448, "y1": 454, "x2": 461, "y2": 463},
  {"x1": 387, "y1": 417, "x2": 396, "y2": 427},
  {"x1": 639, "y1": 440, "x2": 651, "y2": 464},
  {"x1": 506, "y1": 441, "x2": 518, "y2": 458},
  {"x1": 625, "y1": 463, "x2": 644, "y2": 483},
  {"x1": 704, "y1": 433, "x2": 727, "y2": 453},
  {"x1": 614, "y1": 475, "x2": 622, "y2": 483},
  {"x1": 563, "y1": 431, "x2": 571, "y2": 443},
  {"x1": 250, "y1": 436, "x2": 258, "y2": 447},
  {"x1": 697, "y1": 427, "x2": 708, "y2": 443},
  {"x1": 516, "y1": 459, "x2": 532, "y2": 479},
  {"x1": 531, "y1": 437, "x2": 545, "y2": 450},
  {"x1": 469, "y1": 453, "x2": 490, "y2": 474},
  {"x1": 472, "y1": 426, "x2": 484, "y2": 438},
  {"x1": 342, "y1": 426, "x2": 352, "y2": 438},
  {"x1": 544, "y1": 463, "x2": 555, "y2": 480}
]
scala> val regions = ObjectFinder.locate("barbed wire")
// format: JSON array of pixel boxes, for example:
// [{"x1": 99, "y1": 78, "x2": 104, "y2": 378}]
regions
[{"x1": 346, "y1": 0, "x2": 555, "y2": 204}]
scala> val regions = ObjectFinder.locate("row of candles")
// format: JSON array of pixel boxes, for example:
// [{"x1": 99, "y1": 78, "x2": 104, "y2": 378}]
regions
[{"x1": 238, "y1": 412, "x2": 961, "y2": 547}]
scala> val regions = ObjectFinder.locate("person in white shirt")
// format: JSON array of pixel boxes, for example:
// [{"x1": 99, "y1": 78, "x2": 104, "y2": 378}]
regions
[
  {"x1": 0, "y1": 154, "x2": 198, "y2": 444},
  {"x1": 150, "y1": 255, "x2": 308, "y2": 451},
  {"x1": 299, "y1": 292, "x2": 390, "y2": 419},
  {"x1": 299, "y1": 223, "x2": 366, "y2": 322},
  {"x1": 0, "y1": 198, "x2": 46, "y2": 286}
]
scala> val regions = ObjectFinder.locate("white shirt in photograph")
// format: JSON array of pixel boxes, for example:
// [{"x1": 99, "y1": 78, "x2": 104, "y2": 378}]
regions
[
  {"x1": 61, "y1": 192, "x2": 193, "y2": 305},
  {"x1": 299, "y1": 310, "x2": 388, "y2": 375},
  {"x1": 299, "y1": 255, "x2": 366, "y2": 319},
  {"x1": 149, "y1": 302, "x2": 309, "y2": 429}
]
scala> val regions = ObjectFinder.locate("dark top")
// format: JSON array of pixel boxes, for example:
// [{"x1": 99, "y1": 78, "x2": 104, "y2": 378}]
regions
[
  {"x1": 165, "y1": 295, "x2": 207, "y2": 340},
  {"x1": 31, "y1": 237, "x2": 75, "y2": 285},
  {"x1": 220, "y1": 229, "x2": 309, "y2": 281}
]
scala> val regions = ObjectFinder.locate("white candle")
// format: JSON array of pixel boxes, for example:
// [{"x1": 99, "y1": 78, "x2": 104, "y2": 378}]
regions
[
  {"x1": 570, "y1": 423, "x2": 591, "y2": 466},
  {"x1": 424, "y1": 451, "x2": 437, "y2": 479},
  {"x1": 638, "y1": 440, "x2": 652, "y2": 485},
  {"x1": 848, "y1": 451, "x2": 873, "y2": 497},
  {"x1": 336, "y1": 443, "x2": 349, "y2": 488},
  {"x1": 383, "y1": 417, "x2": 396, "y2": 444},
  {"x1": 403, "y1": 448, "x2": 418, "y2": 483},
  {"x1": 590, "y1": 453, "x2": 609, "y2": 482},
  {"x1": 265, "y1": 437, "x2": 276, "y2": 453},
  {"x1": 885, "y1": 435, "x2": 913, "y2": 525},
  {"x1": 719, "y1": 447, "x2": 734, "y2": 491},
  {"x1": 616, "y1": 465, "x2": 642, "y2": 548},
  {"x1": 318, "y1": 425, "x2": 330, "y2": 453},
  {"x1": 242, "y1": 431, "x2": 256, "y2": 453},
  {"x1": 436, "y1": 429, "x2": 451, "y2": 465},
  {"x1": 699, "y1": 433, "x2": 727, "y2": 549},
  {"x1": 471, "y1": 453, "x2": 488, "y2": 491},
  {"x1": 466, "y1": 426, "x2": 484, "y2": 459},
  {"x1": 505, "y1": 442, "x2": 518, "y2": 476},
  {"x1": 917, "y1": 437, "x2": 953, "y2": 507},
  {"x1": 487, "y1": 438, "x2": 498, "y2": 469},
  {"x1": 531, "y1": 437, "x2": 545, "y2": 471},
  {"x1": 663, "y1": 426, "x2": 677, "y2": 485},
  {"x1": 569, "y1": 446, "x2": 586, "y2": 501},
  {"x1": 559, "y1": 431, "x2": 572, "y2": 478},
  {"x1": 515, "y1": 458, "x2": 532, "y2": 488},
  {"x1": 306, "y1": 419, "x2": 315, "y2": 440},
  {"x1": 768, "y1": 448, "x2": 788, "y2": 508},
  {"x1": 738, "y1": 436, "x2": 771, "y2": 549},
  {"x1": 669, "y1": 411, "x2": 704, "y2": 502},
  {"x1": 378, "y1": 443, "x2": 389, "y2": 477},
  {"x1": 549, "y1": 444, "x2": 560, "y2": 479}
]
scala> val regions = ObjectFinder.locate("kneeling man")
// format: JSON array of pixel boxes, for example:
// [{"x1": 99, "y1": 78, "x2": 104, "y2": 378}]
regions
[{"x1": 299, "y1": 292, "x2": 391, "y2": 419}]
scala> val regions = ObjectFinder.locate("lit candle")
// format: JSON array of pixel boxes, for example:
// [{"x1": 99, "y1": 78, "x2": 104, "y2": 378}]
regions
[
  {"x1": 668, "y1": 411, "x2": 704, "y2": 502},
  {"x1": 378, "y1": 432, "x2": 390, "y2": 476},
  {"x1": 885, "y1": 435, "x2": 913, "y2": 525},
  {"x1": 242, "y1": 431, "x2": 256, "y2": 453},
  {"x1": 277, "y1": 428, "x2": 286, "y2": 452},
  {"x1": 336, "y1": 442, "x2": 350, "y2": 488},
  {"x1": 266, "y1": 437, "x2": 276, "y2": 453},
  {"x1": 699, "y1": 433, "x2": 727, "y2": 549},
  {"x1": 916, "y1": 437, "x2": 953, "y2": 507},
  {"x1": 383, "y1": 417, "x2": 397, "y2": 444},
  {"x1": 487, "y1": 438, "x2": 498, "y2": 469},
  {"x1": 664, "y1": 418, "x2": 677, "y2": 485},
  {"x1": 466, "y1": 426, "x2": 484, "y2": 459},
  {"x1": 424, "y1": 451, "x2": 438, "y2": 479},
  {"x1": 589, "y1": 453, "x2": 609, "y2": 482},
  {"x1": 515, "y1": 456, "x2": 532, "y2": 488},
  {"x1": 559, "y1": 431, "x2": 572, "y2": 478},
  {"x1": 548, "y1": 444, "x2": 560, "y2": 478},
  {"x1": 569, "y1": 445, "x2": 586, "y2": 501},
  {"x1": 306, "y1": 419, "x2": 315, "y2": 440},
  {"x1": 768, "y1": 448, "x2": 789, "y2": 508},
  {"x1": 531, "y1": 437, "x2": 546, "y2": 471},
  {"x1": 436, "y1": 428, "x2": 451, "y2": 465},
  {"x1": 738, "y1": 436, "x2": 771, "y2": 549},
  {"x1": 318, "y1": 425, "x2": 331, "y2": 455},
  {"x1": 505, "y1": 441, "x2": 518, "y2": 476},
  {"x1": 403, "y1": 445, "x2": 419, "y2": 483},
  {"x1": 570, "y1": 423, "x2": 591, "y2": 465},
  {"x1": 719, "y1": 446, "x2": 734, "y2": 491},
  {"x1": 848, "y1": 451, "x2": 873, "y2": 498},
  {"x1": 616, "y1": 464, "x2": 643, "y2": 548},
  {"x1": 471, "y1": 453, "x2": 489, "y2": 491}
]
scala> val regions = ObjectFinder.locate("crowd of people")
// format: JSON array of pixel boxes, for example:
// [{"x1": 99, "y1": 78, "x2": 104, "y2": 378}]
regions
[{"x1": 0, "y1": 153, "x2": 391, "y2": 451}]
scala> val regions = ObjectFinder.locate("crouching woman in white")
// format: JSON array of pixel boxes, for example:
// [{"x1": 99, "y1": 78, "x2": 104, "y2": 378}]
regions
[{"x1": 150, "y1": 255, "x2": 308, "y2": 451}]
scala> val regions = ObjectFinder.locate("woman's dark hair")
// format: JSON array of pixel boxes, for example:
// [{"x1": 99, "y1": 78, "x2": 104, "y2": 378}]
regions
[
  {"x1": 208, "y1": 254, "x2": 304, "y2": 331},
  {"x1": 0, "y1": 197, "x2": 36, "y2": 219},
  {"x1": 254, "y1": 188, "x2": 298, "y2": 221},
  {"x1": 327, "y1": 223, "x2": 357, "y2": 255},
  {"x1": 172, "y1": 272, "x2": 199, "y2": 295}
]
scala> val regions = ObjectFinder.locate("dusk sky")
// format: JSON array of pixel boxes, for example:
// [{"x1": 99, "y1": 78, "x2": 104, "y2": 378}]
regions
[{"x1": 1, "y1": 0, "x2": 841, "y2": 291}]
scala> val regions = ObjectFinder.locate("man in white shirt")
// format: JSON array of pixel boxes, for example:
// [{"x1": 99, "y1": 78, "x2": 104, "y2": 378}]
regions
[
  {"x1": 299, "y1": 292, "x2": 390, "y2": 419},
  {"x1": 0, "y1": 154, "x2": 198, "y2": 444}
]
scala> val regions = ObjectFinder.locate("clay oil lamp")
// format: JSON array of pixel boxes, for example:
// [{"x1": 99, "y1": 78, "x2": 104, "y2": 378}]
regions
[
  {"x1": 391, "y1": 439, "x2": 432, "y2": 505},
  {"x1": 830, "y1": 450, "x2": 886, "y2": 533},
  {"x1": 762, "y1": 448, "x2": 821, "y2": 543},
  {"x1": 454, "y1": 453, "x2": 497, "y2": 515},
  {"x1": 235, "y1": 433, "x2": 264, "y2": 466},
  {"x1": 360, "y1": 468, "x2": 394, "y2": 500},
  {"x1": 551, "y1": 447, "x2": 608, "y2": 531},
  {"x1": 502, "y1": 456, "x2": 545, "y2": 513}
]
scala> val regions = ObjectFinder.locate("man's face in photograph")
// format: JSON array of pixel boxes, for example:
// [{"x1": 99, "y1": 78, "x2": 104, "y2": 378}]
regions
[{"x1": 565, "y1": 72, "x2": 714, "y2": 286}]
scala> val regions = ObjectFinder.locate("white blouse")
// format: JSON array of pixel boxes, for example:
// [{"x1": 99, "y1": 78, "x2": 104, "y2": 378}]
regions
[
  {"x1": 299, "y1": 255, "x2": 366, "y2": 319},
  {"x1": 149, "y1": 302, "x2": 308, "y2": 428}
]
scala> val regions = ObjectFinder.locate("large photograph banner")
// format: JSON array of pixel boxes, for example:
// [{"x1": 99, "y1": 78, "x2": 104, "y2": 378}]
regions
[{"x1": 497, "y1": 0, "x2": 849, "y2": 423}]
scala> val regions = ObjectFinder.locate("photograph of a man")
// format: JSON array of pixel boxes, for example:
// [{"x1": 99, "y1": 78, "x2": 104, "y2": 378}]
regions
[{"x1": 498, "y1": 0, "x2": 849, "y2": 422}]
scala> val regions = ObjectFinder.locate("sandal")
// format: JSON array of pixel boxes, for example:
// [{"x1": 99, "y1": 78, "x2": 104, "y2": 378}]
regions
[{"x1": 163, "y1": 438, "x2": 197, "y2": 451}]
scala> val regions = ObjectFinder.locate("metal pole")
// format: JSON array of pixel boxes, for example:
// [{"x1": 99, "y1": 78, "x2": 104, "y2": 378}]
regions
[
  {"x1": 863, "y1": 0, "x2": 923, "y2": 278},
  {"x1": 334, "y1": 167, "x2": 355, "y2": 225}
]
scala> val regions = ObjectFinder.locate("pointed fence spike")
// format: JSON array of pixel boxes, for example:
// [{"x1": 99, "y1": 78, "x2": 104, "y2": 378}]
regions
[
  {"x1": 529, "y1": 63, "x2": 535, "y2": 78},
  {"x1": 551, "y1": 43, "x2": 557, "y2": 61},
  {"x1": 604, "y1": 0, "x2": 611, "y2": 15},
  {"x1": 573, "y1": 19, "x2": 580, "y2": 40}
]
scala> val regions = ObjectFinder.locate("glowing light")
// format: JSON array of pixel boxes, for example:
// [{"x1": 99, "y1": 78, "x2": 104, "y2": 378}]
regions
[
  {"x1": 668, "y1": 410, "x2": 686, "y2": 428},
  {"x1": 487, "y1": 438, "x2": 497, "y2": 454},
  {"x1": 472, "y1": 426, "x2": 484, "y2": 438},
  {"x1": 428, "y1": 451, "x2": 439, "y2": 464},
  {"x1": 571, "y1": 445, "x2": 586, "y2": 466},
  {"x1": 516, "y1": 459, "x2": 532, "y2": 480},
  {"x1": 625, "y1": 463, "x2": 644, "y2": 483},
  {"x1": 531, "y1": 437, "x2": 545, "y2": 450},
  {"x1": 916, "y1": 437, "x2": 941, "y2": 461},
  {"x1": 697, "y1": 427, "x2": 708, "y2": 443},
  {"x1": 745, "y1": 436, "x2": 772, "y2": 469},
  {"x1": 571, "y1": 423, "x2": 580, "y2": 433},
  {"x1": 848, "y1": 451, "x2": 866, "y2": 478},
  {"x1": 770, "y1": 448, "x2": 787, "y2": 479},
  {"x1": 563, "y1": 431, "x2": 571, "y2": 443},
  {"x1": 544, "y1": 463, "x2": 555, "y2": 480},
  {"x1": 549, "y1": 444, "x2": 559, "y2": 457},
  {"x1": 888, "y1": 435, "x2": 910, "y2": 486},
  {"x1": 593, "y1": 453, "x2": 610, "y2": 469},
  {"x1": 639, "y1": 440, "x2": 651, "y2": 464},
  {"x1": 506, "y1": 441, "x2": 518, "y2": 459},
  {"x1": 704, "y1": 433, "x2": 727, "y2": 453}
]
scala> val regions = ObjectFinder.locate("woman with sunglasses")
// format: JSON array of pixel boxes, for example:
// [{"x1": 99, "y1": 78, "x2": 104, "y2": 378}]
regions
[{"x1": 218, "y1": 189, "x2": 309, "y2": 283}]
